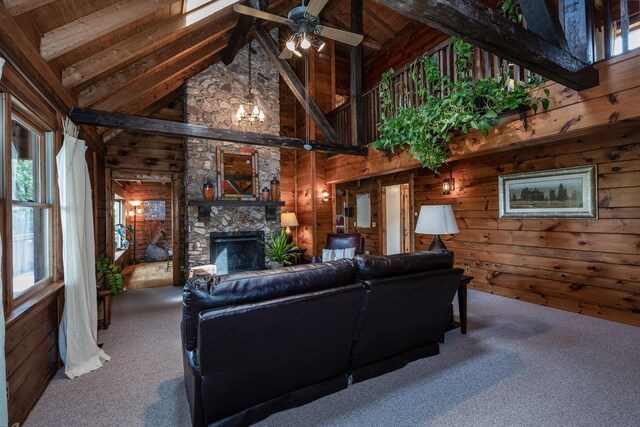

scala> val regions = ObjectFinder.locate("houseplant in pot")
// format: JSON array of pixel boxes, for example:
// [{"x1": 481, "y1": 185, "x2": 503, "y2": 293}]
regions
[{"x1": 262, "y1": 229, "x2": 298, "y2": 268}]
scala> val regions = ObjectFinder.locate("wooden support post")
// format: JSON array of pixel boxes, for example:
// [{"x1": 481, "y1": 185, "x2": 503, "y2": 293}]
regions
[
  {"x1": 350, "y1": 0, "x2": 364, "y2": 147},
  {"x1": 560, "y1": 0, "x2": 594, "y2": 63},
  {"x1": 251, "y1": 24, "x2": 342, "y2": 145},
  {"x1": 519, "y1": 0, "x2": 568, "y2": 49}
]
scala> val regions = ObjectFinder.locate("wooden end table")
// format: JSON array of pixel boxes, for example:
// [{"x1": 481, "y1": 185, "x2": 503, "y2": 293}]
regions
[{"x1": 447, "y1": 275, "x2": 472, "y2": 334}]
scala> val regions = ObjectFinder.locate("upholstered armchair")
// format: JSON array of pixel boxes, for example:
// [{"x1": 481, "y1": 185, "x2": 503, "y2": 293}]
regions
[{"x1": 311, "y1": 233, "x2": 365, "y2": 263}]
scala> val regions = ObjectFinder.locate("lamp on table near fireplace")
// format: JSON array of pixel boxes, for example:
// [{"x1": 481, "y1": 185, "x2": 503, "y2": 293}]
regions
[
  {"x1": 415, "y1": 205, "x2": 459, "y2": 251},
  {"x1": 281, "y1": 212, "x2": 299, "y2": 244}
]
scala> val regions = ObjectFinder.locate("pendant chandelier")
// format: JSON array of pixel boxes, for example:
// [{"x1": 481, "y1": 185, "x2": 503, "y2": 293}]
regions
[{"x1": 236, "y1": 40, "x2": 265, "y2": 124}]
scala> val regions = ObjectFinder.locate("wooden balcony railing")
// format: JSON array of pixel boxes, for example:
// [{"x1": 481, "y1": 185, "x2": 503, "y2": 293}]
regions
[
  {"x1": 327, "y1": 38, "x2": 533, "y2": 148},
  {"x1": 326, "y1": 1, "x2": 639, "y2": 149}
]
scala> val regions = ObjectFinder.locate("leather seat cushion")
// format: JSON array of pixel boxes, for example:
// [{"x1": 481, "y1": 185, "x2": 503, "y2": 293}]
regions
[{"x1": 354, "y1": 250, "x2": 454, "y2": 281}]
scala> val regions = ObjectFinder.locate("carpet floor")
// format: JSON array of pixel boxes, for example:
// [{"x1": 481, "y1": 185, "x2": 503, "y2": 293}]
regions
[{"x1": 24, "y1": 286, "x2": 640, "y2": 427}]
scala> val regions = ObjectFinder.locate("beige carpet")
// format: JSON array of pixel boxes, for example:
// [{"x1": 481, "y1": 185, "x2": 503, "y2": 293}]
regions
[{"x1": 122, "y1": 261, "x2": 173, "y2": 289}]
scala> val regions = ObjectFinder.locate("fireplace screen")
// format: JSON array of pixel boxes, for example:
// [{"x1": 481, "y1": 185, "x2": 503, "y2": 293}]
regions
[{"x1": 210, "y1": 231, "x2": 265, "y2": 275}]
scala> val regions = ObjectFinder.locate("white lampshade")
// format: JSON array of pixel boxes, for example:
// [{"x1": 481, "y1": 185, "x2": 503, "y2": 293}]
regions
[
  {"x1": 415, "y1": 205, "x2": 459, "y2": 235},
  {"x1": 281, "y1": 212, "x2": 299, "y2": 227}
]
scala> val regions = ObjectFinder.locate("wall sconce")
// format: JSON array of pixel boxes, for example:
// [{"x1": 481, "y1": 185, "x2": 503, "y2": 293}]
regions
[
  {"x1": 322, "y1": 189, "x2": 330, "y2": 203},
  {"x1": 442, "y1": 168, "x2": 455, "y2": 195}
]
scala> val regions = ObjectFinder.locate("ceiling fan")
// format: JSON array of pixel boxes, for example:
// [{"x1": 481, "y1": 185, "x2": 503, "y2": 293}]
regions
[{"x1": 234, "y1": 0, "x2": 364, "y2": 59}]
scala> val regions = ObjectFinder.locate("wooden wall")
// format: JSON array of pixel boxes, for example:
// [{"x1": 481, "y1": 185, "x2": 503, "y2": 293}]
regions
[
  {"x1": 411, "y1": 127, "x2": 640, "y2": 327},
  {"x1": 106, "y1": 97, "x2": 185, "y2": 175},
  {"x1": 122, "y1": 181, "x2": 174, "y2": 262}
]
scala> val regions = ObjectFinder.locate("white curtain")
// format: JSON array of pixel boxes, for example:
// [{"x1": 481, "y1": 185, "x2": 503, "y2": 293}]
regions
[
  {"x1": 0, "y1": 234, "x2": 8, "y2": 426},
  {"x1": 57, "y1": 126, "x2": 110, "y2": 379}
]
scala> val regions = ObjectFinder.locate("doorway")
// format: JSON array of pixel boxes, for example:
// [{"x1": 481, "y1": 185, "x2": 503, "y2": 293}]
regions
[
  {"x1": 382, "y1": 183, "x2": 412, "y2": 255},
  {"x1": 107, "y1": 174, "x2": 180, "y2": 290}
]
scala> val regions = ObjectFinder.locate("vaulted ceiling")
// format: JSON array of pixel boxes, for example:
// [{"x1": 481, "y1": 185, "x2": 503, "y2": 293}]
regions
[{"x1": 5, "y1": 0, "x2": 439, "y2": 119}]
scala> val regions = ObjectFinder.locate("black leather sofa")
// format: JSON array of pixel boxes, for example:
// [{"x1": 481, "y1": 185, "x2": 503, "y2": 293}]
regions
[{"x1": 182, "y1": 250, "x2": 462, "y2": 427}]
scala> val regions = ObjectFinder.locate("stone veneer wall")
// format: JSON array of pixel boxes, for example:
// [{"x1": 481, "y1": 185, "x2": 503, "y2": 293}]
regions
[{"x1": 185, "y1": 31, "x2": 281, "y2": 267}]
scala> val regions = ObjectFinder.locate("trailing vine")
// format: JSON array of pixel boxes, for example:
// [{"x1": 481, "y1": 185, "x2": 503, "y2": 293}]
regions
[{"x1": 374, "y1": 38, "x2": 550, "y2": 172}]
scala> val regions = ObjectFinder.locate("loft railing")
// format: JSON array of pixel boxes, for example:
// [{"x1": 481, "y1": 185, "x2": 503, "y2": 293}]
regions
[
  {"x1": 594, "y1": 0, "x2": 640, "y2": 60},
  {"x1": 327, "y1": 1, "x2": 639, "y2": 148},
  {"x1": 327, "y1": 38, "x2": 532, "y2": 147}
]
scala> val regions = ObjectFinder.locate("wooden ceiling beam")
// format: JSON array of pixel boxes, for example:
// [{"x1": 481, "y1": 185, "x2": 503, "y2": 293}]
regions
[
  {"x1": 62, "y1": 2, "x2": 239, "y2": 89},
  {"x1": 41, "y1": 0, "x2": 176, "y2": 61},
  {"x1": 78, "y1": 20, "x2": 235, "y2": 107},
  {"x1": 69, "y1": 108, "x2": 368, "y2": 155},
  {"x1": 222, "y1": 0, "x2": 268, "y2": 65},
  {"x1": 2, "y1": 0, "x2": 55, "y2": 15},
  {"x1": 92, "y1": 36, "x2": 228, "y2": 112},
  {"x1": 252, "y1": 24, "x2": 341, "y2": 145},
  {"x1": 373, "y1": 0, "x2": 599, "y2": 91}
]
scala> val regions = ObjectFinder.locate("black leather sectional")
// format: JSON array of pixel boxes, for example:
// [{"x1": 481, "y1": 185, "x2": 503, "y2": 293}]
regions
[{"x1": 182, "y1": 250, "x2": 463, "y2": 427}]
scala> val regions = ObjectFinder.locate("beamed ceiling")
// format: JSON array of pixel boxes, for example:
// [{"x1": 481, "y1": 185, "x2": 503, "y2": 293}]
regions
[{"x1": 4, "y1": 0, "x2": 453, "y2": 119}]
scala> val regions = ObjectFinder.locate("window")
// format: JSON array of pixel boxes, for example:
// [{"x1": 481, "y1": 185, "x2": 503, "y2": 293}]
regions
[
  {"x1": 113, "y1": 197, "x2": 126, "y2": 250},
  {"x1": 10, "y1": 112, "x2": 54, "y2": 299}
]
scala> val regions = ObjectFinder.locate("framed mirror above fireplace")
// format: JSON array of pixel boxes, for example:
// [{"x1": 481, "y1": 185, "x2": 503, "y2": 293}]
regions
[{"x1": 217, "y1": 146, "x2": 259, "y2": 200}]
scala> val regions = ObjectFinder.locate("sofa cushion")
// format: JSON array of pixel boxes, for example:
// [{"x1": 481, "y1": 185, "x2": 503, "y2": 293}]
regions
[
  {"x1": 354, "y1": 250, "x2": 454, "y2": 281},
  {"x1": 182, "y1": 259, "x2": 357, "y2": 351}
]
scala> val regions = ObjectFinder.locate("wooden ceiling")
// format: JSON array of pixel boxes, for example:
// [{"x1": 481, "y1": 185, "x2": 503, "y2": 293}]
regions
[{"x1": 5, "y1": 0, "x2": 434, "y2": 119}]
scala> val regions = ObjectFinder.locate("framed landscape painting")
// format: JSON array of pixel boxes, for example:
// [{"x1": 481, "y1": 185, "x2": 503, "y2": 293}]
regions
[{"x1": 498, "y1": 166, "x2": 597, "y2": 218}]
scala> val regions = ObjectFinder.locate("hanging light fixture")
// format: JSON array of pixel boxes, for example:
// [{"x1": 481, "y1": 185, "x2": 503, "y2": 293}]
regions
[{"x1": 236, "y1": 40, "x2": 265, "y2": 124}]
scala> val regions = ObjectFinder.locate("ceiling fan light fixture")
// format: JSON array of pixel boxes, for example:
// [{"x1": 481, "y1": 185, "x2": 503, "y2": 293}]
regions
[
  {"x1": 286, "y1": 33, "x2": 298, "y2": 51},
  {"x1": 293, "y1": 48, "x2": 302, "y2": 57},
  {"x1": 312, "y1": 36, "x2": 326, "y2": 52},
  {"x1": 300, "y1": 33, "x2": 311, "y2": 49}
]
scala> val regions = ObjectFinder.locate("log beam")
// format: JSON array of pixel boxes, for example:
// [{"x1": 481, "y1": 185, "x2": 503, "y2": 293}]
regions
[
  {"x1": 251, "y1": 24, "x2": 341, "y2": 145},
  {"x1": 373, "y1": 0, "x2": 598, "y2": 91},
  {"x1": 40, "y1": 0, "x2": 175, "y2": 61},
  {"x1": 69, "y1": 108, "x2": 368, "y2": 156},
  {"x1": 222, "y1": 0, "x2": 267, "y2": 65},
  {"x1": 3, "y1": 0, "x2": 55, "y2": 15}
]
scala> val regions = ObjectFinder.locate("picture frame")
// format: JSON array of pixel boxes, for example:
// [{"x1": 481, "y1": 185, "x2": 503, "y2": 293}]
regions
[{"x1": 498, "y1": 166, "x2": 597, "y2": 219}]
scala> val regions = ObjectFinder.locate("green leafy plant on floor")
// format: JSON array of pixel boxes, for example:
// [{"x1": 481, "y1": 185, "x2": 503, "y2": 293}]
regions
[
  {"x1": 374, "y1": 37, "x2": 550, "y2": 172},
  {"x1": 262, "y1": 229, "x2": 298, "y2": 267},
  {"x1": 96, "y1": 256, "x2": 124, "y2": 295}
]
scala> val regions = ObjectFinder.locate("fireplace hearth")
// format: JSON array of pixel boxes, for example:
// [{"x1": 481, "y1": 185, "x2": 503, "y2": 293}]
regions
[{"x1": 210, "y1": 231, "x2": 265, "y2": 275}]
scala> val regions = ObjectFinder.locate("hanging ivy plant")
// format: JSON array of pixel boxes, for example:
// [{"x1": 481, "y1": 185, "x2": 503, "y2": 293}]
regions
[{"x1": 374, "y1": 38, "x2": 550, "y2": 172}]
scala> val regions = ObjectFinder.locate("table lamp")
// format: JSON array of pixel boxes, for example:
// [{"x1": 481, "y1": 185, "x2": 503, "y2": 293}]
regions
[
  {"x1": 415, "y1": 205, "x2": 459, "y2": 251},
  {"x1": 281, "y1": 212, "x2": 299, "y2": 244}
]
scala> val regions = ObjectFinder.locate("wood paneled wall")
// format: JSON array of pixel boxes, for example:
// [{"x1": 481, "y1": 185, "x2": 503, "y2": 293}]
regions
[
  {"x1": 106, "y1": 97, "x2": 185, "y2": 175},
  {"x1": 122, "y1": 181, "x2": 173, "y2": 262},
  {"x1": 410, "y1": 127, "x2": 640, "y2": 327}
]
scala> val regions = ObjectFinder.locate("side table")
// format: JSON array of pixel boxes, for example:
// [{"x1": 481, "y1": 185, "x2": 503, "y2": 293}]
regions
[{"x1": 447, "y1": 275, "x2": 472, "y2": 334}]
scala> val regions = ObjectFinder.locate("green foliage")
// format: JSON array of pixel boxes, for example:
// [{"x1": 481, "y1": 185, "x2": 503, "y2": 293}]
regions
[
  {"x1": 499, "y1": 0, "x2": 523, "y2": 24},
  {"x1": 96, "y1": 256, "x2": 124, "y2": 295},
  {"x1": 374, "y1": 38, "x2": 550, "y2": 172},
  {"x1": 261, "y1": 229, "x2": 298, "y2": 266},
  {"x1": 15, "y1": 160, "x2": 34, "y2": 201}
]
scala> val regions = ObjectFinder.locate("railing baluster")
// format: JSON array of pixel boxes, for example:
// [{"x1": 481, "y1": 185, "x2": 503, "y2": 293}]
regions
[
  {"x1": 621, "y1": 0, "x2": 630, "y2": 54},
  {"x1": 604, "y1": 0, "x2": 613, "y2": 59}
]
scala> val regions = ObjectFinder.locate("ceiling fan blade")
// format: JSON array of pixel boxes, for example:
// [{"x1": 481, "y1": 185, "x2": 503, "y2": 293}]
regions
[
  {"x1": 233, "y1": 4, "x2": 290, "y2": 24},
  {"x1": 306, "y1": 0, "x2": 329, "y2": 17},
  {"x1": 279, "y1": 48, "x2": 294, "y2": 60},
  {"x1": 315, "y1": 26, "x2": 364, "y2": 46}
]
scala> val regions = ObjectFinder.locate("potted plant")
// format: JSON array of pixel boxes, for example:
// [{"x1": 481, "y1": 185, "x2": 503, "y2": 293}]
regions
[
  {"x1": 96, "y1": 256, "x2": 124, "y2": 295},
  {"x1": 262, "y1": 229, "x2": 298, "y2": 268}
]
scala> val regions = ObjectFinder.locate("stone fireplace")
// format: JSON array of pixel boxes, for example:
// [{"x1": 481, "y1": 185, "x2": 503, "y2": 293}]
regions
[
  {"x1": 210, "y1": 231, "x2": 265, "y2": 274},
  {"x1": 185, "y1": 30, "x2": 281, "y2": 270}
]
